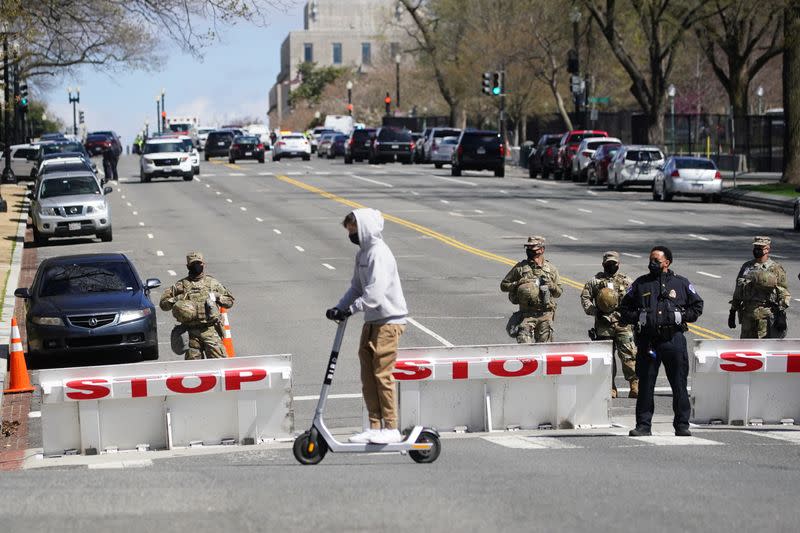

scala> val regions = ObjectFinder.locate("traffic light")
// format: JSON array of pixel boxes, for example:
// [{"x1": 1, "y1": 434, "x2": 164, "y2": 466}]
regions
[
  {"x1": 567, "y1": 50, "x2": 579, "y2": 74},
  {"x1": 384, "y1": 92, "x2": 391, "y2": 115},
  {"x1": 79, "y1": 110, "x2": 85, "y2": 124},
  {"x1": 482, "y1": 72, "x2": 492, "y2": 95},
  {"x1": 19, "y1": 83, "x2": 28, "y2": 110},
  {"x1": 491, "y1": 72, "x2": 504, "y2": 96}
]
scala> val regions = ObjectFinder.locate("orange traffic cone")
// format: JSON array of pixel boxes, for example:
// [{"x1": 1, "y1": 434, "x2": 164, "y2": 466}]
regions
[
  {"x1": 220, "y1": 308, "x2": 235, "y2": 358},
  {"x1": 4, "y1": 317, "x2": 34, "y2": 394}
]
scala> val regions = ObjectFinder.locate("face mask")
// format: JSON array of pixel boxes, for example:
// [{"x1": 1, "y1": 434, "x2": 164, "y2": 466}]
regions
[
  {"x1": 753, "y1": 248, "x2": 765, "y2": 259},
  {"x1": 603, "y1": 262, "x2": 619, "y2": 276},
  {"x1": 648, "y1": 260, "x2": 662, "y2": 275},
  {"x1": 349, "y1": 232, "x2": 360, "y2": 246},
  {"x1": 188, "y1": 263, "x2": 204, "y2": 276}
]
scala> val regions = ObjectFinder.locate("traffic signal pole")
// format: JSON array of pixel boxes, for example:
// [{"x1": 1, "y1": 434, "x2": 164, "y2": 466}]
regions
[{"x1": 1, "y1": 33, "x2": 13, "y2": 193}]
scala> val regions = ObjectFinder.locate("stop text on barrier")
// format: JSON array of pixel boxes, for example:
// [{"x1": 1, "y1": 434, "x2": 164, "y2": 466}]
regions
[{"x1": 393, "y1": 354, "x2": 593, "y2": 381}]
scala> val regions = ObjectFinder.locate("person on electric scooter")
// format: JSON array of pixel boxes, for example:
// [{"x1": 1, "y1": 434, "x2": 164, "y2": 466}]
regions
[
  {"x1": 326, "y1": 208, "x2": 408, "y2": 445},
  {"x1": 102, "y1": 144, "x2": 119, "y2": 181}
]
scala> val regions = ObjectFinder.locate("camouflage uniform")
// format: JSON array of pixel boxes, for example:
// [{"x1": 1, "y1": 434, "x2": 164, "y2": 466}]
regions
[
  {"x1": 580, "y1": 251, "x2": 638, "y2": 397},
  {"x1": 730, "y1": 237, "x2": 790, "y2": 339},
  {"x1": 160, "y1": 252, "x2": 235, "y2": 359},
  {"x1": 501, "y1": 236, "x2": 562, "y2": 343}
]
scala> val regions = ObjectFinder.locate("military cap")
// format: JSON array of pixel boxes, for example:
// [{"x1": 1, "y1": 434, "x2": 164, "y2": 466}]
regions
[
  {"x1": 524, "y1": 235, "x2": 546, "y2": 248},
  {"x1": 186, "y1": 251, "x2": 205, "y2": 265},
  {"x1": 752, "y1": 236, "x2": 771, "y2": 247},
  {"x1": 602, "y1": 251, "x2": 620, "y2": 263}
]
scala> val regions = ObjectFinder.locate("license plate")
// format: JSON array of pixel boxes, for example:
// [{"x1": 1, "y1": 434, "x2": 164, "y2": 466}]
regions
[
  {"x1": 245, "y1": 152, "x2": 252, "y2": 156},
  {"x1": 218, "y1": 142, "x2": 225, "y2": 146},
  {"x1": 477, "y1": 147, "x2": 486, "y2": 154},
  {"x1": 691, "y1": 183, "x2": 703, "y2": 188},
  {"x1": 365, "y1": 142, "x2": 371, "y2": 146},
  {"x1": 93, "y1": 147, "x2": 101, "y2": 153},
  {"x1": 392, "y1": 144, "x2": 399, "y2": 149},
  {"x1": 68, "y1": 222, "x2": 81, "y2": 231}
]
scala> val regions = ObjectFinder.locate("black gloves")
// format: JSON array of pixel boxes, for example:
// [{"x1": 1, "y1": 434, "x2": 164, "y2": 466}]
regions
[
  {"x1": 774, "y1": 309, "x2": 787, "y2": 331},
  {"x1": 325, "y1": 307, "x2": 351, "y2": 321},
  {"x1": 728, "y1": 310, "x2": 737, "y2": 329}
]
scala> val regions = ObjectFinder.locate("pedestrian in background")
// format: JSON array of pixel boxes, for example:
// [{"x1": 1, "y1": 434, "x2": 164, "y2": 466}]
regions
[{"x1": 620, "y1": 246, "x2": 703, "y2": 437}]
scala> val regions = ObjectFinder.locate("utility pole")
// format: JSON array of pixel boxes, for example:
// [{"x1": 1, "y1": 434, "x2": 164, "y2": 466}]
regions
[
  {"x1": 67, "y1": 86, "x2": 80, "y2": 136},
  {"x1": 395, "y1": 54, "x2": 401, "y2": 113},
  {"x1": 161, "y1": 88, "x2": 166, "y2": 132},
  {"x1": 156, "y1": 97, "x2": 161, "y2": 134},
  {"x1": 2, "y1": 33, "x2": 14, "y2": 187}
]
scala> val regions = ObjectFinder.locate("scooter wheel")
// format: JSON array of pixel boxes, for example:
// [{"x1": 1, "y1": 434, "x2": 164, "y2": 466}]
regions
[
  {"x1": 293, "y1": 431, "x2": 328, "y2": 465},
  {"x1": 409, "y1": 430, "x2": 441, "y2": 464}
]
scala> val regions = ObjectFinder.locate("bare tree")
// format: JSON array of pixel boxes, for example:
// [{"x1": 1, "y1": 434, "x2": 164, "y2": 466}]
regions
[{"x1": 782, "y1": 1, "x2": 800, "y2": 185}]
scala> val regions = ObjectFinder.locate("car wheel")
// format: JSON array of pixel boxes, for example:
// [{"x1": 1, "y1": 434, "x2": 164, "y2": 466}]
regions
[
  {"x1": 141, "y1": 346, "x2": 159, "y2": 361},
  {"x1": 495, "y1": 167, "x2": 505, "y2": 178},
  {"x1": 542, "y1": 169, "x2": 549, "y2": 180},
  {"x1": 303, "y1": 155, "x2": 310, "y2": 161},
  {"x1": 33, "y1": 227, "x2": 48, "y2": 246},
  {"x1": 434, "y1": 162, "x2": 443, "y2": 169},
  {"x1": 451, "y1": 165, "x2": 462, "y2": 177},
  {"x1": 652, "y1": 183, "x2": 660, "y2": 201},
  {"x1": 662, "y1": 189, "x2": 673, "y2": 202},
  {"x1": 615, "y1": 181, "x2": 624, "y2": 191},
  {"x1": 344, "y1": 157, "x2": 352, "y2": 165},
  {"x1": 701, "y1": 195, "x2": 711, "y2": 203},
  {"x1": 794, "y1": 199, "x2": 800, "y2": 231},
  {"x1": 204, "y1": 154, "x2": 209, "y2": 161},
  {"x1": 259, "y1": 157, "x2": 265, "y2": 164},
  {"x1": 98, "y1": 228, "x2": 113, "y2": 242},
  {"x1": 183, "y1": 174, "x2": 193, "y2": 181},
  {"x1": 229, "y1": 158, "x2": 235, "y2": 164},
  {"x1": 273, "y1": 155, "x2": 280, "y2": 162}
]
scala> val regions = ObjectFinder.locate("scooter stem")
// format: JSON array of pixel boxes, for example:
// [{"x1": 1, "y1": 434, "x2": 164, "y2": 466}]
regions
[{"x1": 313, "y1": 318, "x2": 348, "y2": 421}]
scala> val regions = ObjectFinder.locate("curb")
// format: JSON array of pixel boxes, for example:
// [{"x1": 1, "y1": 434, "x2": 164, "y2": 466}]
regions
[{"x1": 720, "y1": 188, "x2": 797, "y2": 215}]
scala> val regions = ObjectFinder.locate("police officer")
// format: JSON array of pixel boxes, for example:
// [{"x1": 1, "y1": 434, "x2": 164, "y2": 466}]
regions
[
  {"x1": 102, "y1": 144, "x2": 119, "y2": 181},
  {"x1": 159, "y1": 252, "x2": 235, "y2": 359},
  {"x1": 620, "y1": 246, "x2": 703, "y2": 437},
  {"x1": 580, "y1": 251, "x2": 638, "y2": 399},
  {"x1": 729, "y1": 236, "x2": 790, "y2": 339},
  {"x1": 500, "y1": 236, "x2": 562, "y2": 343}
]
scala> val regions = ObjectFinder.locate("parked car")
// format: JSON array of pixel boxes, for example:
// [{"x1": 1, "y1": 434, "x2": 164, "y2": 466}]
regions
[
  {"x1": 15, "y1": 253, "x2": 161, "y2": 367},
  {"x1": 273, "y1": 133, "x2": 311, "y2": 161},
  {"x1": 415, "y1": 127, "x2": 432, "y2": 163},
  {"x1": 197, "y1": 126, "x2": 216, "y2": 151},
  {"x1": 229, "y1": 135, "x2": 265, "y2": 164},
  {"x1": 39, "y1": 133, "x2": 67, "y2": 142},
  {"x1": 8, "y1": 143, "x2": 41, "y2": 178},
  {"x1": 33, "y1": 141, "x2": 93, "y2": 179},
  {"x1": 310, "y1": 127, "x2": 337, "y2": 153},
  {"x1": 30, "y1": 171, "x2": 114, "y2": 244},
  {"x1": 607, "y1": 145, "x2": 665, "y2": 190},
  {"x1": 430, "y1": 136, "x2": 459, "y2": 168},
  {"x1": 344, "y1": 128, "x2": 376, "y2": 164},
  {"x1": 369, "y1": 127, "x2": 414, "y2": 164},
  {"x1": 556, "y1": 130, "x2": 608, "y2": 180},
  {"x1": 317, "y1": 133, "x2": 336, "y2": 158},
  {"x1": 85, "y1": 131, "x2": 122, "y2": 157},
  {"x1": 423, "y1": 128, "x2": 461, "y2": 163},
  {"x1": 586, "y1": 143, "x2": 622, "y2": 186},
  {"x1": 327, "y1": 134, "x2": 348, "y2": 159},
  {"x1": 451, "y1": 129, "x2": 504, "y2": 177},
  {"x1": 528, "y1": 134, "x2": 562, "y2": 179},
  {"x1": 571, "y1": 137, "x2": 622, "y2": 181},
  {"x1": 652, "y1": 156, "x2": 722, "y2": 203},
  {"x1": 37, "y1": 156, "x2": 96, "y2": 181},
  {"x1": 140, "y1": 138, "x2": 194, "y2": 182},
  {"x1": 204, "y1": 129, "x2": 239, "y2": 160}
]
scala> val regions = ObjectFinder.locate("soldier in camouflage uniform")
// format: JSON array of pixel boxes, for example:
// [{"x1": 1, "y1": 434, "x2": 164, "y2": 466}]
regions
[
  {"x1": 729, "y1": 236, "x2": 790, "y2": 339},
  {"x1": 580, "y1": 251, "x2": 639, "y2": 399},
  {"x1": 160, "y1": 252, "x2": 235, "y2": 359},
  {"x1": 501, "y1": 236, "x2": 562, "y2": 343}
]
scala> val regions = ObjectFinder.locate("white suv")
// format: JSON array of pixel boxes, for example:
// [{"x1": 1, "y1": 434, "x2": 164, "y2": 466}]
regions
[
  {"x1": 140, "y1": 138, "x2": 194, "y2": 182},
  {"x1": 273, "y1": 133, "x2": 311, "y2": 161},
  {"x1": 197, "y1": 126, "x2": 216, "y2": 151}
]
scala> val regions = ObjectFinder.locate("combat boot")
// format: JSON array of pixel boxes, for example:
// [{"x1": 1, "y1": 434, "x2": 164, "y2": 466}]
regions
[
  {"x1": 611, "y1": 387, "x2": 617, "y2": 399},
  {"x1": 628, "y1": 380, "x2": 639, "y2": 399}
]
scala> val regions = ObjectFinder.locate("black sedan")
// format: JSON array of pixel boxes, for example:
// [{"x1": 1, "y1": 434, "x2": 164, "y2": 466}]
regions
[
  {"x1": 15, "y1": 253, "x2": 161, "y2": 368},
  {"x1": 327, "y1": 134, "x2": 348, "y2": 159},
  {"x1": 369, "y1": 127, "x2": 414, "y2": 164},
  {"x1": 229, "y1": 135, "x2": 265, "y2": 164}
]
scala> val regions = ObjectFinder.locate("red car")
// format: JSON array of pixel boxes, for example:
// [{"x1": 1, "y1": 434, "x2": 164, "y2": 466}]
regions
[
  {"x1": 587, "y1": 143, "x2": 622, "y2": 185},
  {"x1": 555, "y1": 130, "x2": 608, "y2": 180}
]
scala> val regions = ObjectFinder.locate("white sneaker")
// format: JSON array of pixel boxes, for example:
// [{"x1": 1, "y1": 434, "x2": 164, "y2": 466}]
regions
[
  {"x1": 348, "y1": 429, "x2": 377, "y2": 443},
  {"x1": 369, "y1": 428, "x2": 403, "y2": 444}
]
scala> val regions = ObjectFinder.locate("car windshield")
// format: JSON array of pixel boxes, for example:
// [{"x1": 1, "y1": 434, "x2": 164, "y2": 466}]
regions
[
  {"x1": 587, "y1": 140, "x2": 616, "y2": 150},
  {"x1": 40, "y1": 176, "x2": 101, "y2": 198},
  {"x1": 235, "y1": 136, "x2": 259, "y2": 143},
  {"x1": 86, "y1": 134, "x2": 111, "y2": 143},
  {"x1": 169, "y1": 124, "x2": 191, "y2": 132},
  {"x1": 570, "y1": 133, "x2": 605, "y2": 144},
  {"x1": 43, "y1": 143, "x2": 83, "y2": 155},
  {"x1": 334, "y1": 134, "x2": 348, "y2": 141},
  {"x1": 199, "y1": 128, "x2": 214, "y2": 134},
  {"x1": 626, "y1": 149, "x2": 663, "y2": 162},
  {"x1": 43, "y1": 163, "x2": 90, "y2": 174},
  {"x1": 378, "y1": 129, "x2": 411, "y2": 142},
  {"x1": 144, "y1": 142, "x2": 184, "y2": 154},
  {"x1": 545, "y1": 136, "x2": 561, "y2": 144},
  {"x1": 283, "y1": 135, "x2": 304, "y2": 140},
  {"x1": 433, "y1": 129, "x2": 460, "y2": 139},
  {"x1": 461, "y1": 133, "x2": 500, "y2": 147},
  {"x1": 39, "y1": 262, "x2": 137, "y2": 296},
  {"x1": 180, "y1": 139, "x2": 193, "y2": 152},
  {"x1": 441, "y1": 136, "x2": 459, "y2": 145},
  {"x1": 675, "y1": 158, "x2": 716, "y2": 170}
]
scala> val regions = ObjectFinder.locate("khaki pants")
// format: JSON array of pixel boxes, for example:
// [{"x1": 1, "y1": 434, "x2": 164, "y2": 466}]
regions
[{"x1": 358, "y1": 323, "x2": 405, "y2": 430}]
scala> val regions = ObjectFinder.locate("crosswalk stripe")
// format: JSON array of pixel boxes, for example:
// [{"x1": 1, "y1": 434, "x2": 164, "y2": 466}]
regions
[
  {"x1": 625, "y1": 435, "x2": 723, "y2": 446},
  {"x1": 742, "y1": 431, "x2": 800, "y2": 444},
  {"x1": 482, "y1": 436, "x2": 581, "y2": 449}
]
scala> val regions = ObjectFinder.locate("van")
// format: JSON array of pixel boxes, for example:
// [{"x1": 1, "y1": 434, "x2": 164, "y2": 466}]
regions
[{"x1": 323, "y1": 115, "x2": 354, "y2": 135}]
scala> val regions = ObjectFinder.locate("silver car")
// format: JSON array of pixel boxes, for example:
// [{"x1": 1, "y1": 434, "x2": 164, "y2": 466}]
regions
[
  {"x1": 31, "y1": 171, "x2": 113, "y2": 245},
  {"x1": 430, "y1": 136, "x2": 459, "y2": 168},
  {"x1": 652, "y1": 156, "x2": 722, "y2": 203},
  {"x1": 423, "y1": 128, "x2": 461, "y2": 163},
  {"x1": 608, "y1": 145, "x2": 664, "y2": 190}
]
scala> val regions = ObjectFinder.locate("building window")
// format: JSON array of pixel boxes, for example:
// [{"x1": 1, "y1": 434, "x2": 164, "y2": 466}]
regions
[
  {"x1": 390, "y1": 42, "x2": 400, "y2": 59},
  {"x1": 361, "y1": 42, "x2": 371, "y2": 65},
  {"x1": 332, "y1": 43, "x2": 342, "y2": 64},
  {"x1": 304, "y1": 43, "x2": 313, "y2": 63}
]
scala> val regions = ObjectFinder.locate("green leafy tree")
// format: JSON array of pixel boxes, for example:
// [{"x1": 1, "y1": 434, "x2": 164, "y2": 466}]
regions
[{"x1": 288, "y1": 62, "x2": 348, "y2": 107}]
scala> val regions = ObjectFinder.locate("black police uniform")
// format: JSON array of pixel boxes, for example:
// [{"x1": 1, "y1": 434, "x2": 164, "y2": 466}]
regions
[
  {"x1": 620, "y1": 269, "x2": 703, "y2": 433},
  {"x1": 102, "y1": 147, "x2": 119, "y2": 181}
]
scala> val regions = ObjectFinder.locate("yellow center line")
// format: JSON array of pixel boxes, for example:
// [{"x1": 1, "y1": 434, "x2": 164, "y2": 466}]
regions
[
  {"x1": 225, "y1": 163, "x2": 243, "y2": 170},
  {"x1": 275, "y1": 174, "x2": 729, "y2": 341}
]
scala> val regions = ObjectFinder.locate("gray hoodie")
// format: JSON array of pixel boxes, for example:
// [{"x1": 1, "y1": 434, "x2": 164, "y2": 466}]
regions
[{"x1": 336, "y1": 208, "x2": 408, "y2": 324}]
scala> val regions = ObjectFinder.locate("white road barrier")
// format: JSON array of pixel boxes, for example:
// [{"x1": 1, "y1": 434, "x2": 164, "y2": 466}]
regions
[
  {"x1": 39, "y1": 355, "x2": 292, "y2": 456},
  {"x1": 394, "y1": 341, "x2": 612, "y2": 432},
  {"x1": 692, "y1": 339, "x2": 800, "y2": 425}
]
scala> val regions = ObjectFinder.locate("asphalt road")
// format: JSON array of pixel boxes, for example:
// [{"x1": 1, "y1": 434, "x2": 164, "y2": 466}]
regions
[{"x1": 6, "y1": 153, "x2": 799, "y2": 531}]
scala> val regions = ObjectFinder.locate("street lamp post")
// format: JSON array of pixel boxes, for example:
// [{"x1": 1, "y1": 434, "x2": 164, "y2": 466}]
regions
[
  {"x1": 346, "y1": 80, "x2": 353, "y2": 116},
  {"x1": 756, "y1": 85, "x2": 764, "y2": 115},
  {"x1": 668, "y1": 84, "x2": 676, "y2": 155},
  {"x1": 2, "y1": 32, "x2": 14, "y2": 187},
  {"x1": 145, "y1": 121, "x2": 149, "y2": 139},
  {"x1": 68, "y1": 86, "x2": 80, "y2": 136},
  {"x1": 395, "y1": 54, "x2": 401, "y2": 113},
  {"x1": 156, "y1": 96, "x2": 161, "y2": 134},
  {"x1": 161, "y1": 88, "x2": 166, "y2": 132},
  {"x1": 569, "y1": 7, "x2": 582, "y2": 125}
]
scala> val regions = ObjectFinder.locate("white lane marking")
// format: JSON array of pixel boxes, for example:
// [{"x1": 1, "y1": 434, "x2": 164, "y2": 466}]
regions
[
  {"x1": 500, "y1": 190, "x2": 508, "y2": 194},
  {"x1": 689, "y1": 234, "x2": 709, "y2": 241},
  {"x1": 483, "y1": 436, "x2": 580, "y2": 450},
  {"x1": 132, "y1": 211, "x2": 138, "y2": 216},
  {"x1": 240, "y1": 206, "x2": 247, "y2": 211},
  {"x1": 156, "y1": 250, "x2": 164, "y2": 257},
  {"x1": 513, "y1": 219, "x2": 526, "y2": 225},
  {"x1": 562, "y1": 234, "x2": 578, "y2": 241},
  {"x1": 794, "y1": 299, "x2": 800, "y2": 303},
  {"x1": 205, "y1": 184, "x2": 211, "y2": 188},
  {"x1": 406, "y1": 317, "x2": 453, "y2": 347},
  {"x1": 204, "y1": 173, "x2": 216, "y2": 177},
  {"x1": 256, "y1": 217, "x2": 263, "y2": 222},
  {"x1": 628, "y1": 436, "x2": 723, "y2": 446},
  {"x1": 258, "y1": 172, "x2": 273, "y2": 176},
  {"x1": 578, "y1": 208, "x2": 593, "y2": 213},
  {"x1": 440, "y1": 199, "x2": 450, "y2": 204},
  {"x1": 167, "y1": 270, "x2": 177, "y2": 276},
  {"x1": 536, "y1": 199, "x2": 549, "y2": 204},
  {"x1": 273, "y1": 228, "x2": 282, "y2": 235},
  {"x1": 294, "y1": 245, "x2": 305, "y2": 252},
  {"x1": 696, "y1": 271, "x2": 721, "y2": 279},
  {"x1": 228, "y1": 173, "x2": 244, "y2": 177},
  {"x1": 287, "y1": 171, "x2": 301, "y2": 175},
  {"x1": 138, "y1": 222, "x2": 145, "y2": 226},
  {"x1": 294, "y1": 393, "x2": 362, "y2": 401},
  {"x1": 322, "y1": 263, "x2": 336, "y2": 270},
  {"x1": 410, "y1": 191, "x2": 420, "y2": 196},
  {"x1": 622, "y1": 252, "x2": 641, "y2": 259},
  {"x1": 628, "y1": 219, "x2": 645, "y2": 225},
  {"x1": 587, "y1": 190, "x2": 598, "y2": 196},
  {"x1": 449, "y1": 211, "x2": 465, "y2": 217},
  {"x1": 215, "y1": 191, "x2": 221, "y2": 195},
  {"x1": 350, "y1": 174, "x2": 393, "y2": 188},
  {"x1": 432, "y1": 175, "x2": 479, "y2": 187},
  {"x1": 121, "y1": 195, "x2": 126, "y2": 199},
  {"x1": 315, "y1": 171, "x2": 331, "y2": 175},
  {"x1": 88, "y1": 460, "x2": 153, "y2": 470},
  {"x1": 194, "y1": 177, "x2": 201, "y2": 182},
  {"x1": 742, "y1": 431, "x2": 800, "y2": 444},
  {"x1": 147, "y1": 233, "x2": 154, "y2": 239},
  {"x1": 303, "y1": 165, "x2": 314, "y2": 170},
  {"x1": 474, "y1": 209, "x2": 484, "y2": 214},
  {"x1": 28, "y1": 411, "x2": 41, "y2": 419},
  {"x1": 126, "y1": 202, "x2": 132, "y2": 207},
  {"x1": 226, "y1": 198, "x2": 233, "y2": 203},
  {"x1": 771, "y1": 254, "x2": 786, "y2": 259},
  {"x1": 743, "y1": 222, "x2": 761, "y2": 227}
]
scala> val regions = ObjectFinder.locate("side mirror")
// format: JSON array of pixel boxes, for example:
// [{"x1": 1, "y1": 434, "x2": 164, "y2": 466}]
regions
[
  {"x1": 14, "y1": 287, "x2": 30, "y2": 299},
  {"x1": 25, "y1": 191, "x2": 32, "y2": 199},
  {"x1": 103, "y1": 186, "x2": 113, "y2": 195},
  {"x1": 92, "y1": 163, "x2": 97, "y2": 171},
  {"x1": 145, "y1": 278, "x2": 161, "y2": 290}
]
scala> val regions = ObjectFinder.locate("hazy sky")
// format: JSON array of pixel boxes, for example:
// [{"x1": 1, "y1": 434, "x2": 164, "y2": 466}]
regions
[{"x1": 44, "y1": 4, "x2": 305, "y2": 147}]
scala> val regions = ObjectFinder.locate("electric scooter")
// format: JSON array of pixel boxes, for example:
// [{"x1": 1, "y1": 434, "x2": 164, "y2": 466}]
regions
[{"x1": 293, "y1": 317, "x2": 441, "y2": 465}]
